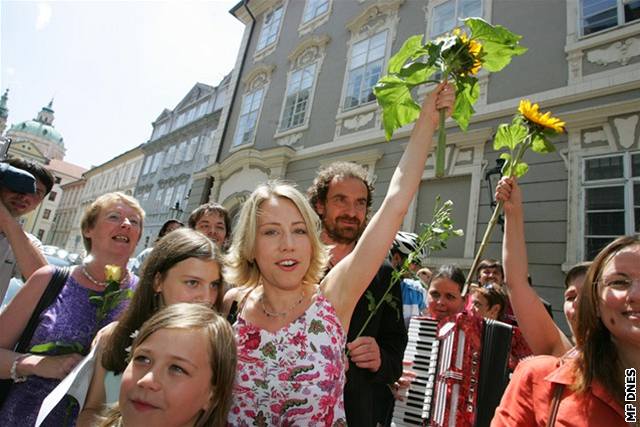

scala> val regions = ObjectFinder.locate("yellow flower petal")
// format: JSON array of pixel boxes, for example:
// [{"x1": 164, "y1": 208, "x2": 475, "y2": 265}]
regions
[
  {"x1": 105, "y1": 265, "x2": 122, "y2": 282},
  {"x1": 518, "y1": 99, "x2": 565, "y2": 133}
]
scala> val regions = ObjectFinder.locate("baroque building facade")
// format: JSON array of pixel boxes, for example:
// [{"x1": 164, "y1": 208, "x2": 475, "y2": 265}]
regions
[
  {"x1": 135, "y1": 79, "x2": 229, "y2": 253},
  {"x1": 187, "y1": 0, "x2": 640, "y2": 333}
]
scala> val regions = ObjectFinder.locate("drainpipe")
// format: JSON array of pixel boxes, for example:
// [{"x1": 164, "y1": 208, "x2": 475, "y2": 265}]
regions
[{"x1": 214, "y1": 0, "x2": 256, "y2": 164}]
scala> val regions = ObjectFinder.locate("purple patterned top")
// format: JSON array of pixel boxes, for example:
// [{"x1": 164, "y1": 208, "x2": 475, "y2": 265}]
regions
[
  {"x1": 0, "y1": 272, "x2": 137, "y2": 427},
  {"x1": 228, "y1": 293, "x2": 347, "y2": 427}
]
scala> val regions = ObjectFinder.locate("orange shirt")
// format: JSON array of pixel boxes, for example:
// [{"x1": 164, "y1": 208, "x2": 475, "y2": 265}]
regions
[{"x1": 492, "y1": 355, "x2": 628, "y2": 426}]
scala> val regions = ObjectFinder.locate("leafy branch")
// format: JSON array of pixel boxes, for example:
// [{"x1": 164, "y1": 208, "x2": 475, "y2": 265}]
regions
[
  {"x1": 352, "y1": 197, "x2": 463, "y2": 345},
  {"x1": 374, "y1": 17, "x2": 527, "y2": 178}
]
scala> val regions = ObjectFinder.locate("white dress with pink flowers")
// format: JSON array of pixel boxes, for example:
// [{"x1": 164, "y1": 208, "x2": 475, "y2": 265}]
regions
[{"x1": 228, "y1": 293, "x2": 346, "y2": 426}]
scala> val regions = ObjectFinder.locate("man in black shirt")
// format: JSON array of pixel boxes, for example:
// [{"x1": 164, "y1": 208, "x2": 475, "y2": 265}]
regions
[{"x1": 308, "y1": 161, "x2": 407, "y2": 426}]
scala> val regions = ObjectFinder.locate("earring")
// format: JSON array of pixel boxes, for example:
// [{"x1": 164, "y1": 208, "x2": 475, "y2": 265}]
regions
[{"x1": 153, "y1": 292, "x2": 164, "y2": 311}]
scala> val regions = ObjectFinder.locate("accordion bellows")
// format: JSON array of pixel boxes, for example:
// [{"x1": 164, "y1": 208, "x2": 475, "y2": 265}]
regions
[{"x1": 392, "y1": 313, "x2": 519, "y2": 427}]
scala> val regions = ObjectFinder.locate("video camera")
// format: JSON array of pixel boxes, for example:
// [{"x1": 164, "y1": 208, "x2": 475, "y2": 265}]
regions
[{"x1": 0, "y1": 136, "x2": 36, "y2": 194}]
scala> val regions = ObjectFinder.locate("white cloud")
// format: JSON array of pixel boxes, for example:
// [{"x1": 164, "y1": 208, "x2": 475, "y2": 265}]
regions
[{"x1": 35, "y1": 2, "x2": 52, "y2": 31}]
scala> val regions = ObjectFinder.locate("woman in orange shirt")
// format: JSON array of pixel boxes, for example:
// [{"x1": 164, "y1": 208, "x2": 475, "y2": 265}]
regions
[{"x1": 492, "y1": 178, "x2": 638, "y2": 426}]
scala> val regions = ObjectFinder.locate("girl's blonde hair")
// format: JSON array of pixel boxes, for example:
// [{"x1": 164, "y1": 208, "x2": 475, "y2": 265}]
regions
[
  {"x1": 99, "y1": 303, "x2": 237, "y2": 427},
  {"x1": 225, "y1": 180, "x2": 330, "y2": 288}
]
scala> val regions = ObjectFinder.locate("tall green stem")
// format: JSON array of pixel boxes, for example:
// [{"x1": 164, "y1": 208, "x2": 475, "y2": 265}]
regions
[
  {"x1": 463, "y1": 199, "x2": 504, "y2": 295},
  {"x1": 463, "y1": 136, "x2": 532, "y2": 294},
  {"x1": 435, "y1": 108, "x2": 447, "y2": 178},
  {"x1": 352, "y1": 276, "x2": 400, "y2": 345}
]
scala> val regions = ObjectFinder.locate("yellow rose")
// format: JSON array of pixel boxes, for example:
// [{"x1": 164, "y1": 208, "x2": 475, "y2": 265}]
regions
[{"x1": 104, "y1": 265, "x2": 122, "y2": 282}]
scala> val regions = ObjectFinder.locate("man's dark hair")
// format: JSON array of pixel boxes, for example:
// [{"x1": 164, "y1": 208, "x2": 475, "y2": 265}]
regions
[
  {"x1": 564, "y1": 261, "x2": 591, "y2": 289},
  {"x1": 307, "y1": 161, "x2": 374, "y2": 216},
  {"x1": 476, "y1": 258, "x2": 504, "y2": 279},
  {"x1": 4, "y1": 158, "x2": 54, "y2": 195},
  {"x1": 188, "y1": 202, "x2": 231, "y2": 234}
]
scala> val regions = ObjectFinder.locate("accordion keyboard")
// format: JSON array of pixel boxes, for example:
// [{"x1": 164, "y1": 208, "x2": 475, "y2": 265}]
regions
[{"x1": 392, "y1": 317, "x2": 440, "y2": 426}]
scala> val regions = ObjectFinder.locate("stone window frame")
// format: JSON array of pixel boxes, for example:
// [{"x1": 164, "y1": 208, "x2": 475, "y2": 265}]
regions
[
  {"x1": 230, "y1": 64, "x2": 275, "y2": 152},
  {"x1": 579, "y1": 0, "x2": 640, "y2": 37},
  {"x1": 298, "y1": 0, "x2": 332, "y2": 36},
  {"x1": 254, "y1": 1, "x2": 288, "y2": 62},
  {"x1": 565, "y1": 1, "x2": 640, "y2": 84},
  {"x1": 580, "y1": 150, "x2": 639, "y2": 260},
  {"x1": 562, "y1": 102, "x2": 639, "y2": 269},
  {"x1": 335, "y1": 0, "x2": 403, "y2": 137},
  {"x1": 274, "y1": 35, "x2": 330, "y2": 146},
  {"x1": 426, "y1": 0, "x2": 485, "y2": 39},
  {"x1": 423, "y1": 0, "x2": 492, "y2": 106}
]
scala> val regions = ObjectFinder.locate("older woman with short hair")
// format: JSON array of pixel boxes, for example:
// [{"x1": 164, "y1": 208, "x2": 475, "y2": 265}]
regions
[{"x1": 0, "y1": 192, "x2": 144, "y2": 426}]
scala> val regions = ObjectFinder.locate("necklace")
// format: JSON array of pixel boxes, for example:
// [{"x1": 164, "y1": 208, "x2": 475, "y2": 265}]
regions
[
  {"x1": 82, "y1": 265, "x2": 128, "y2": 288},
  {"x1": 259, "y1": 289, "x2": 306, "y2": 318}
]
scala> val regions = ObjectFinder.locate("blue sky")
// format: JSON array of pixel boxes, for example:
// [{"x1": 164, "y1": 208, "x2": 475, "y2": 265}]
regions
[{"x1": 1, "y1": 1, "x2": 244, "y2": 168}]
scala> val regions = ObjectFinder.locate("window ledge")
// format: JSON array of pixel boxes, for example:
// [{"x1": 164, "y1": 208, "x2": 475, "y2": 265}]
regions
[
  {"x1": 253, "y1": 43, "x2": 277, "y2": 62},
  {"x1": 228, "y1": 142, "x2": 255, "y2": 155},
  {"x1": 298, "y1": 11, "x2": 331, "y2": 36},
  {"x1": 566, "y1": 21, "x2": 640, "y2": 54},
  {"x1": 335, "y1": 102, "x2": 378, "y2": 121},
  {"x1": 274, "y1": 123, "x2": 309, "y2": 140}
]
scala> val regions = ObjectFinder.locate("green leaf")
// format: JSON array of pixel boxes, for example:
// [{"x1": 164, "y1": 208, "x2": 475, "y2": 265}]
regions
[
  {"x1": 464, "y1": 17, "x2": 527, "y2": 72},
  {"x1": 388, "y1": 35, "x2": 427, "y2": 74},
  {"x1": 30, "y1": 341, "x2": 85, "y2": 355},
  {"x1": 531, "y1": 133, "x2": 556, "y2": 153},
  {"x1": 494, "y1": 122, "x2": 527, "y2": 151},
  {"x1": 29, "y1": 342, "x2": 58, "y2": 353},
  {"x1": 399, "y1": 62, "x2": 437, "y2": 85},
  {"x1": 513, "y1": 162, "x2": 529, "y2": 177},
  {"x1": 451, "y1": 79, "x2": 479, "y2": 131},
  {"x1": 364, "y1": 290, "x2": 377, "y2": 312},
  {"x1": 374, "y1": 75, "x2": 421, "y2": 140},
  {"x1": 503, "y1": 160, "x2": 529, "y2": 178}
]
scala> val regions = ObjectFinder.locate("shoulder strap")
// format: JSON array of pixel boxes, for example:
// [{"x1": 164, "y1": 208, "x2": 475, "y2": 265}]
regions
[
  {"x1": 546, "y1": 382, "x2": 565, "y2": 427},
  {"x1": 14, "y1": 266, "x2": 71, "y2": 353}
]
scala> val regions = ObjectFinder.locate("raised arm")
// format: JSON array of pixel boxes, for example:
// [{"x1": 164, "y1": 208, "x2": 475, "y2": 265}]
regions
[
  {"x1": 0, "y1": 200, "x2": 47, "y2": 280},
  {"x1": 497, "y1": 177, "x2": 572, "y2": 356},
  {"x1": 325, "y1": 83, "x2": 454, "y2": 327}
]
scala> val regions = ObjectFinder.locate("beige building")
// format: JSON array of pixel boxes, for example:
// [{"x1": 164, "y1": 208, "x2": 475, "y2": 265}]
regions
[
  {"x1": 49, "y1": 177, "x2": 86, "y2": 251},
  {"x1": 22, "y1": 158, "x2": 86, "y2": 243},
  {"x1": 65, "y1": 145, "x2": 144, "y2": 255}
]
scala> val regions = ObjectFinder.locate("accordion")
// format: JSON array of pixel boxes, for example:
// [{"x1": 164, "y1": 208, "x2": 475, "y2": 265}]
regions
[{"x1": 392, "y1": 313, "x2": 518, "y2": 427}]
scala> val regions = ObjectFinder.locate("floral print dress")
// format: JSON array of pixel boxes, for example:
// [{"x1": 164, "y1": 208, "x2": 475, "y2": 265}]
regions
[{"x1": 228, "y1": 293, "x2": 346, "y2": 426}]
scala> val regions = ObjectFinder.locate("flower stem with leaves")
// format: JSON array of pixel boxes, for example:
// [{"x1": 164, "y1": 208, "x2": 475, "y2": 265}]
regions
[
  {"x1": 351, "y1": 197, "x2": 463, "y2": 347},
  {"x1": 463, "y1": 100, "x2": 565, "y2": 293},
  {"x1": 374, "y1": 18, "x2": 527, "y2": 178}
]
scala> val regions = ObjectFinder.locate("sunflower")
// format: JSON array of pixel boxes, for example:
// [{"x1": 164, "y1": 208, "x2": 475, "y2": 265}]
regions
[
  {"x1": 518, "y1": 99, "x2": 565, "y2": 133},
  {"x1": 451, "y1": 29, "x2": 483, "y2": 75}
]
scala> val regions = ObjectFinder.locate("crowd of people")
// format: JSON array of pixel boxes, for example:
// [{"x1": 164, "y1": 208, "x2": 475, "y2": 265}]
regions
[{"x1": 0, "y1": 83, "x2": 637, "y2": 427}]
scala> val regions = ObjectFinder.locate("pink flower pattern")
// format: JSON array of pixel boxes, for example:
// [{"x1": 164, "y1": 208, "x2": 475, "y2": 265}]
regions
[{"x1": 228, "y1": 294, "x2": 346, "y2": 426}]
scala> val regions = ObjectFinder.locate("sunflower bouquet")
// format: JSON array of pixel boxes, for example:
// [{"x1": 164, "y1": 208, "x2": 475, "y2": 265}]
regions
[
  {"x1": 374, "y1": 18, "x2": 527, "y2": 177},
  {"x1": 464, "y1": 100, "x2": 565, "y2": 291}
]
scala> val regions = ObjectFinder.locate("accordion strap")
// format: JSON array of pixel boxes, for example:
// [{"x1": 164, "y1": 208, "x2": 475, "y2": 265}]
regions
[{"x1": 546, "y1": 383, "x2": 564, "y2": 427}]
